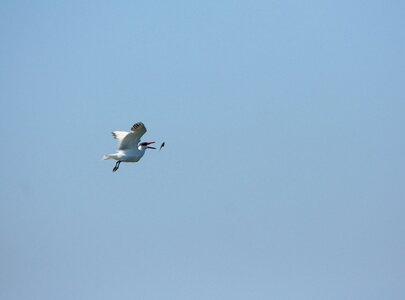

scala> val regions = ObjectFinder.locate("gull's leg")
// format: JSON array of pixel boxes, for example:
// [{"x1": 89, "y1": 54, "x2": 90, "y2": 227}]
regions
[{"x1": 113, "y1": 161, "x2": 121, "y2": 172}]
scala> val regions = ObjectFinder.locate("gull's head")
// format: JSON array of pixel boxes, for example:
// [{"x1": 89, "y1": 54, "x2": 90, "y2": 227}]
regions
[{"x1": 138, "y1": 141, "x2": 156, "y2": 150}]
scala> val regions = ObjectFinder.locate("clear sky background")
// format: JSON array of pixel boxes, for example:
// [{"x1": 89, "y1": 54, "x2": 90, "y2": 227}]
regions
[{"x1": 1, "y1": 1, "x2": 404, "y2": 299}]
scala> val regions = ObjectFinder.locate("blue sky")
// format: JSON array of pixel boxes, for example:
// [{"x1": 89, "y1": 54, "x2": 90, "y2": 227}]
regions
[{"x1": 1, "y1": 1, "x2": 404, "y2": 299}]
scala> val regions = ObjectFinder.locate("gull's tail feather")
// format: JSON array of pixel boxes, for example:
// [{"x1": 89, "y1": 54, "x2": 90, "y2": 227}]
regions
[{"x1": 103, "y1": 154, "x2": 114, "y2": 160}]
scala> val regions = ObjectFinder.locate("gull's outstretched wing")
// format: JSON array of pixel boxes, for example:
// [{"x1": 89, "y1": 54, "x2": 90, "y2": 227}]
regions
[{"x1": 113, "y1": 122, "x2": 147, "y2": 150}]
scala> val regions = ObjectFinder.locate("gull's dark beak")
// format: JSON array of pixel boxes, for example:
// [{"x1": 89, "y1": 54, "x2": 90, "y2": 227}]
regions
[{"x1": 147, "y1": 141, "x2": 156, "y2": 149}]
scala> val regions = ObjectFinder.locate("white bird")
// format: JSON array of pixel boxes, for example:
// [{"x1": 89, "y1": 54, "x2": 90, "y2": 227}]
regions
[{"x1": 103, "y1": 122, "x2": 156, "y2": 172}]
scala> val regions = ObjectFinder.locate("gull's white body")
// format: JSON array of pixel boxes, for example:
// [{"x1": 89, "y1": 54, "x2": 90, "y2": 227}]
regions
[
  {"x1": 103, "y1": 123, "x2": 150, "y2": 163},
  {"x1": 103, "y1": 148, "x2": 146, "y2": 162}
]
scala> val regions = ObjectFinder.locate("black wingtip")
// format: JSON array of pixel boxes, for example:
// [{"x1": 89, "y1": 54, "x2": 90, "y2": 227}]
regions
[{"x1": 131, "y1": 122, "x2": 144, "y2": 132}]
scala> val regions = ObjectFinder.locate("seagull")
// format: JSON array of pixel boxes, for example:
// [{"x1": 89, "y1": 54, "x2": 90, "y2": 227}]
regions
[{"x1": 103, "y1": 122, "x2": 156, "y2": 172}]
